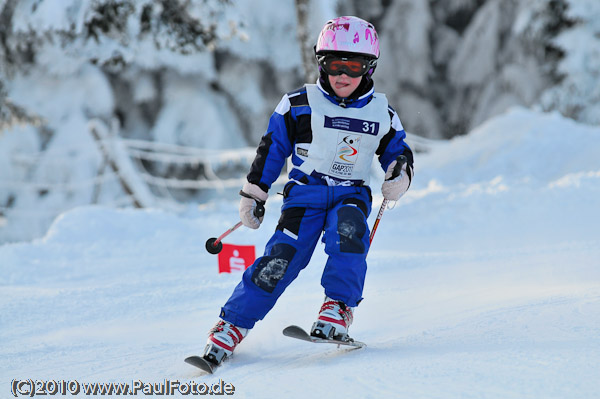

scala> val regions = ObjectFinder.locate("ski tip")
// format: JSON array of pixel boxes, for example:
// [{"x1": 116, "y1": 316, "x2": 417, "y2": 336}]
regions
[
  {"x1": 185, "y1": 356, "x2": 217, "y2": 374},
  {"x1": 282, "y1": 325, "x2": 310, "y2": 338},
  {"x1": 282, "y1": 325, "x2": 303, "y2": 333}
]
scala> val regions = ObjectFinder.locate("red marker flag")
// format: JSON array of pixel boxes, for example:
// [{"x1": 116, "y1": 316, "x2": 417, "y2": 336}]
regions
[{"x1": 217, "y1": 243, "x2": 256, "y2": 273}]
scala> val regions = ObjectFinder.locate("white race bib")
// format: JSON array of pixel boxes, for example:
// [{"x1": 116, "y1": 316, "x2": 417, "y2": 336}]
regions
[{"x1": 295, "y1": 84, "x2": 391, "y2": 186}]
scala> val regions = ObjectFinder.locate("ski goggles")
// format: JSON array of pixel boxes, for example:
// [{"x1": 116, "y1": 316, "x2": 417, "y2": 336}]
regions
[{"x1": 317, "y1": 55, "x2": 374, "y2": 78}]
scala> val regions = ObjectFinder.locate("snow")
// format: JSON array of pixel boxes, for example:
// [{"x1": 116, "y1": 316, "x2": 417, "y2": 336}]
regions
[
  {"x1": 539, "y1": 0, "x2": 600, "y2": 125},
  {"x1": 1, "y1": 107, "x2": 599, "y2": 398},
  {"x1": 0, "y1": 64, "x2": 117, "y2": 242},
  {"x1": 12, "y1": 0, "x2": 91, "y2": 34},
  {"x1": 448, "y1": 0, "x2": 500, "y2": 86},
  {"x1": 150, "y1": 74, "x2": 245, "y2": 150},
  {"x1": 4, "y1": 0, "x2": 600, "y2": 244},
  {"x1": 218, "y1": 0, "x2": 302, "y2": 69}
]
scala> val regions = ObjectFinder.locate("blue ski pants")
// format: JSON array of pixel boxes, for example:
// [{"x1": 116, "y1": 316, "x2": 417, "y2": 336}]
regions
[{"x1": 220, "y1": 183, "x2": 372, "y2": 329}]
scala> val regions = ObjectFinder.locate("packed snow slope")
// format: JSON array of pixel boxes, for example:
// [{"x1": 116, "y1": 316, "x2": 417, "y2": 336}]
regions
[{"x1": 1, "y1": 107, "x2": 599, "y2": 398}]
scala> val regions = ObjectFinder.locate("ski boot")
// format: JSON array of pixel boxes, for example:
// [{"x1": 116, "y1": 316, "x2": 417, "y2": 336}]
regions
[
  {"x1": 310, "y1": 296, "x2": 354, "y2": 341},
  {"x1": 203, "y1": 320, "x2": 248, "y2": 365}
]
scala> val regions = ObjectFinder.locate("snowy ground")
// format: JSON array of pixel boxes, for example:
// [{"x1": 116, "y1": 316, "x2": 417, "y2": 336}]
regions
[{"x1": 1, "y1": 107, "x2": 599, "y2": 398}]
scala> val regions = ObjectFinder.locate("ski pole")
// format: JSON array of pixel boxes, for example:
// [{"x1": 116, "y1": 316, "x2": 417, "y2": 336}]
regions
[
  {"x1": 205, "y1": 195, "x2": 265, "y2": 254},
  {"x1": 369, "y1": 155, "x2": 407, "y2": 245},
  {"x1": 369, "y1": 199, "x2": 388, "y2": 245}
]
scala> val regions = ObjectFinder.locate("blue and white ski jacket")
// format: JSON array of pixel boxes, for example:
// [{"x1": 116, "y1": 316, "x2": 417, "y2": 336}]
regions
[{"x1": 247, "y1": 80, "x2": 413, "y2": 192}]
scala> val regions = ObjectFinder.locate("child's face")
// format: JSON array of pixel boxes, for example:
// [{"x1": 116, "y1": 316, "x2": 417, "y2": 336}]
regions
[{"x1": 328, "y1": 74, "x2": 362, "y2": 98}]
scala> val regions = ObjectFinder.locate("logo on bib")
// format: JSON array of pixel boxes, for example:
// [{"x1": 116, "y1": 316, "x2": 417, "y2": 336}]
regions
[{"x1": 330, "y1": 133, "x2": 361, "y2": 177}]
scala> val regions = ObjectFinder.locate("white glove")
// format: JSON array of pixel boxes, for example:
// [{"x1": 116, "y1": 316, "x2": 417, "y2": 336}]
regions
[
  {"x1": 381, "y1": 159, "x2": 412, "y2": 201},
  {"x1": 239, "y1": 182, "x2": 268, "y2": 229}
]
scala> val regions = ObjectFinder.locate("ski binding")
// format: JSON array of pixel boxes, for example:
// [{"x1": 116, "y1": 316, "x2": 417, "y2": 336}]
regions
[
  {"x1": 185, "y1": 344, "x2": 228, "y2": 374},
  {"x1": 283, "y1": 325, "x2": 366, "y2": 348}
]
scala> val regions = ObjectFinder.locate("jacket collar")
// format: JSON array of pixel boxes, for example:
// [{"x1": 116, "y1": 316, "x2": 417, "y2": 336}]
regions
[{"x1": 316, "y1": 78, "x2": 374, "y2": 108}]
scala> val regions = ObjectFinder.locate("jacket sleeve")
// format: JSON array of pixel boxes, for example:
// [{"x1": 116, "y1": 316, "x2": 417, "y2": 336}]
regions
[
  {"x1": 375, "y1": 106, "x2": 414, "y2": 174},
  {"x1": 246, "y1": 94, "x2": 294, "y2": 193}
]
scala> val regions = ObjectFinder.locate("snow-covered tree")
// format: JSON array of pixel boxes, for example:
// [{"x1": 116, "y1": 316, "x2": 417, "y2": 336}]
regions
[
  {"x1": 0, "y1": 81, "x2": 43, "y2": 131},
  {"x1": 540, "y1": 0, "x2": 600, "y2": 125},
  {"x1": 0, "y1": 0, "x2": 249, "y2": 242},
  {"x1": 342, "y1": 0, "x2": 589, "y2": 138},
  {"x1": 0, "y1": 0, "x2": 340, "y2": 243},
  {"x1": 1, "y1": 0, "x2": 598, "y2": 243}
]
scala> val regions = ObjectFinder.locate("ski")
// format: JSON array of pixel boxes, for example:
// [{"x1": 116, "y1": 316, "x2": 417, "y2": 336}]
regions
[
  {"x1": 186, "y1": 341, "x2": 231, "y2": 374},
  {"x1": 184, "y1": 356, "x2": 219, "y2": 374},
  {"x1": 186, "y1": 325, "x2": 364, "y2": 373},
  {"x1": 282, "y1": 325, "x2": 366, "y2": 348}
]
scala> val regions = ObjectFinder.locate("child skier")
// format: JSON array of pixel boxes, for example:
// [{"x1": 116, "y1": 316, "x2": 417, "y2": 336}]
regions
[{"x1": 204, "y1": 16, "x2": 413, "y2": 365}]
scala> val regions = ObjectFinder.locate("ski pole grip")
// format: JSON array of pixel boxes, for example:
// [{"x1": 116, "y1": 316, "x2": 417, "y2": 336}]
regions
[
  {"x1": 254, "y1": 200, "x2": 265, "y2": 218},
  {"x1": 240, "y1": 190, "x2": 265, "y2": 218},
  {"x1": 388, "y1": 155, "x2": 408, "y2": 180}
]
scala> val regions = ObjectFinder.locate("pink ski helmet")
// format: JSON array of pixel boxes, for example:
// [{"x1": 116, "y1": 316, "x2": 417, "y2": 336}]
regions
[{"x1": 315, "y1": 16, "x2": 380, "y2": 59}]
